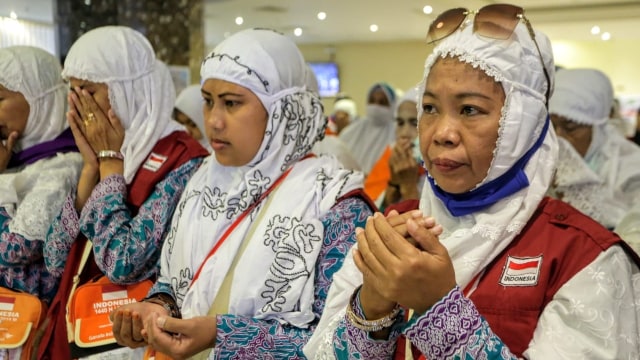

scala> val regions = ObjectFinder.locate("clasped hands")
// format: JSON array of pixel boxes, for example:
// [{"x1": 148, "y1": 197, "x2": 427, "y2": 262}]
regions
[
  {"x1": 110, "y1": 301, "x2": 217, "y2": 360},
  {"x1": 354, "y1": 209, "x2": 456, "y2": 318}
]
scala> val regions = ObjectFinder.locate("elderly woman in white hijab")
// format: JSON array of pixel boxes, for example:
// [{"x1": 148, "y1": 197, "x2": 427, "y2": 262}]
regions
[
  {"x1": 305, "y1": 4, "x2": 640, "y2": 359},
  {"x1": 40, "y1": 26, "x2": 208, "y2": 359},
  {"x1": 110, "y1": 28, "x2": 372, "y2": 359},
  {"x1": 174, "y1": 84, "x2": 211, "y2": 151},
  {"x1": 0, "y1": 45, "x2": 82, "y2": 304},
  {"x1": 549, "y1": 68, "x2": 640, "y2": 224},
  {"x1": 340, "y1": 82, "x2": 397, "y2": 174}
]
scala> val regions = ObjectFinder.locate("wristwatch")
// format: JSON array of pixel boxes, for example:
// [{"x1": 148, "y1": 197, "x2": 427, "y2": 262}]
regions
[{"x1": 142, "y1": 293, "x2": 182, "y2": 319}]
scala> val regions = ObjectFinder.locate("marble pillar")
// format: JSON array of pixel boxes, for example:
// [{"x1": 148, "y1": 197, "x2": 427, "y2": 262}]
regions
[{"x1": 56, "y1": 0, "x2": 204, "y2": 84}]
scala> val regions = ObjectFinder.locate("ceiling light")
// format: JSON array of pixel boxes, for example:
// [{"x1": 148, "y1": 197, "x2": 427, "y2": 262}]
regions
[
  {"x1": 369, "y1": 24, "x2": 378, "y2": 32},
  {"x1": 423, "y1": 5, "x2": 433, "y2": 14},
  {"x1": 591, "y1": 26, "x2": 600, "y2": 35},
  {"x1": 317, "y1": 12, "x2": 326, "y2": 20},
  {"x1": 294, "y1": 27, "x2": 303, "y2": 37},
  {"x1": 235, "y1": 16, "x2": 243, "y2": 25},
  {"x1": 9, "y1": 11, "x2": 17, "y2": 19},
  {"x1": 601, "y1": 32, "x2": 611, "y2": 41},
  {"x1": 84, "y1": 0, "x2": 91, "y2": 5}
]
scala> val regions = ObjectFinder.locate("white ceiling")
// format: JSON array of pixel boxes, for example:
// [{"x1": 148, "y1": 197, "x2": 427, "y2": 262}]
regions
[
  {"x1": 1, "y1": 0, "x2": 639, "y2": 48},
  {"x1": 203, "y1": 0, "x2": 640, "y2": 48}
]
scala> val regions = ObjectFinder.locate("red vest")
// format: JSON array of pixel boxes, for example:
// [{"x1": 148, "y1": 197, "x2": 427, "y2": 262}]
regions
[
  {"x1": 393, "y1": 197, "x2": 640, "y2": 359},
  {"x1": 37, "y1": 131, "x2": 207, "y2": 360}
]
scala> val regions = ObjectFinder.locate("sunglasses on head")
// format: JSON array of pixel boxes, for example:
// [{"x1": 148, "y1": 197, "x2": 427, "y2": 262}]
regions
[{"x1": 426, "y1": 4, "x2": 550, "y2": 106}]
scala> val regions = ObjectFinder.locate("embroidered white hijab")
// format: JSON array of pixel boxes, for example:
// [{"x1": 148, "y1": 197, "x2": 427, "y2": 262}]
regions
[
  {"x1": 0, "y1": 46, "x2": 82, "y2": 240},
  {"x1": 159, "y1": 29, "x2": 363, "y2": 326},
  {"x1": 61, "y1": 26, "x2": 184, "y2": 183},
  {"x1": 417, "y1": 22, "x2": 558, "y2": 289},
  {"x1": 0, "y1": 46, "x2": 67, "y2": 151}
]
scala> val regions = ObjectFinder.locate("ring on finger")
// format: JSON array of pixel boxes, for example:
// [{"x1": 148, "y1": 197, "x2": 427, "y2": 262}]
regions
[{"x1": 87, "y1": 112, "x2": 96, "y2": 122}]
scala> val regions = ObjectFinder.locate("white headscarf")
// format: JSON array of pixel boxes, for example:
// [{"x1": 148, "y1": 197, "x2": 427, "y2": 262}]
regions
[
  {"x1": 174, "y1": 84, "x2": 210, "y2": 150},
  {"x1": 160, "y1": 29, "x2": 363, "y2": 326},
  {"x1": 417, "y1": 21, "x2": 558, "y2": 289},
  {"x1": 549, "y1": 69, "x2": 612, "y2": 127},
  {"x1": 394, "y1": 85, "x2": 420, "y2": 118},
  {"x1": 550, "y1": 68, "x2": 640, "y2": 210},
  {"x1": 0, "y1": 46, "x2": 67, "y2": 151},
  {"x1": 0, "y1": 46, "x2": 82, "y2": 240},
  {"x1": 339, "y1": 83, "x2": 397, "y2": 174},
  {"x1": 61, "y1": 26, "x2": 184, "y2": 183},
  {"x1": 332, "y1": 99, "x2": 357, "y2": 120}
]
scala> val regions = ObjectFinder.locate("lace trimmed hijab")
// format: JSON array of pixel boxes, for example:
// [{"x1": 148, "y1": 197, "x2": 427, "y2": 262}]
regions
[
  {"x1": 61, "y1": 26, "x2": 184, "y2": 183},
  {"x1": 417, "y1": 21, "x2": 558, "y2": 289},
  {"x1": 0, "y1": 46, "x2": 82, "y2": 240},
  {"x1": 549, "y1": 68, "x2": 640, "y2": 210}
]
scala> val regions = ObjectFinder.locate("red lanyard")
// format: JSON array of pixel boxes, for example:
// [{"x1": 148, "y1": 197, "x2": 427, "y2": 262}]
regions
[{"x1": 189, "y1": 166, "x2": 295, "y2": 288}]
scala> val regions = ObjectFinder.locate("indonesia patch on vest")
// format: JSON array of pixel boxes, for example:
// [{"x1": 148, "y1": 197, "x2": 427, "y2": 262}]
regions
[
  {"x1": 499, "y1": 255, "x2": 543, "y2": 286},
  {"x1": 143, "y1": 152, "x2": 167, "y2": 172}
]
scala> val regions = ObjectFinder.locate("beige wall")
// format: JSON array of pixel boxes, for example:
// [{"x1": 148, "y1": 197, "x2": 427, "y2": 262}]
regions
[
  {"x1": 299, "y1": 38, "x2": 639, "y2": 116},
  {"x1": 298, "y1": 41, "x2": 432, "y2": 117}
]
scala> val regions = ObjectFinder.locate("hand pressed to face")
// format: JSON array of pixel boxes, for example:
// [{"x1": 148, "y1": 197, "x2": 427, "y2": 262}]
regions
[
  {"x1": 419, "y1": 58, "x2": 505, "y2": 194},
  {"x1": 201, "y1": 79, "x2": 268, "y2": 167},
  {"x1": 68, "y1": 78, "x2": 124, "y2": 156},
  {"x1": 354, "y1": 211, "x2": 453, "y2": 315}
]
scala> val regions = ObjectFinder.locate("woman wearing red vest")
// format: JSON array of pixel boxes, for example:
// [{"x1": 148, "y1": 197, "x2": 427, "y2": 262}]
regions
[
  {"x1": 305, "y1": 4, "x2": 640, "y2": 359},
  {"x1": 40, "y1": 26, "x2": 208, "y2": 359}
]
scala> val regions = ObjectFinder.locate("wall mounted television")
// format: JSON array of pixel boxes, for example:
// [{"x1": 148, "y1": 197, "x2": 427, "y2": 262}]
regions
[{"x1": 307, "y1": 62, "x2": 340, "y2": 97}]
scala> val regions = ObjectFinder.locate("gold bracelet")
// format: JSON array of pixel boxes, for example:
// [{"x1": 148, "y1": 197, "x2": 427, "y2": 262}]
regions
[{"x1": 346, "y1": 286, "x2": 400, "y2": 332}]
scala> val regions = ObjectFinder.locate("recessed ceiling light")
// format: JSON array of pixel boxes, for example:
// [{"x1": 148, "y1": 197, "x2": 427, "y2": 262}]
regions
[
  {"x1": 235, "y1": 16, "x2": 244, "y2": 25},
  {"x1": 317, "y1": 12, "x2": 326, "y2": 20},
  {"x1": 423, "y1": 5, "x2": 433, "y2": 14},
  {"x1": 591, "y1": 25, "x2": 600, "y2": 35},
  {"x1": 601, "y1": 32, "x2": 611, "y2": 41},
  {"x1": 9, "y1": 11, "x2": 17, "y2": 19},
  {"x1": 370, "y1": 24, "x2": 379, "y2": 32},
  {"x1": 294, "y1": 27, "x2": 303, "y2": 36},
  {"x1": 84, "y1": 0, "x2": 91, "y2": 5}
]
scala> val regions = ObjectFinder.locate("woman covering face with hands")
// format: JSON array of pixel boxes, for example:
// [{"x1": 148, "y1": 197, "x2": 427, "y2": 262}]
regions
[
  {"x1": 306, "y1": 4, "x2": 640, "y2": 359},
  {"x1": 40, "y1": 26, "x2": 208, "y2": 359}
]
